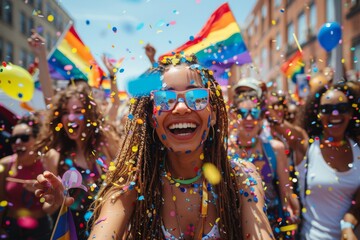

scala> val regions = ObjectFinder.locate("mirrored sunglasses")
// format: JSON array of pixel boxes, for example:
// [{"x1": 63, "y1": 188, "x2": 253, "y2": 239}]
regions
[
  {"x1": 9, "y1": 134, "x2": 31, "y2": 144},
  {"x1": 319, "y1": 103, "x2": 351, "y2": 115},
  {"x1": 152, "y1": 88, "x2": 209, "y2": 112},
  {"x1": 237, "y1": 108, "x2": 261, "y2": 120}
]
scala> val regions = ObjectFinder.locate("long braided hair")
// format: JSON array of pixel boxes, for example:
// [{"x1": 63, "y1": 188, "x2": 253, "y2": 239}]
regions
[{"x1": 90, "y1": 55, "x2": 242, "y2": 239}]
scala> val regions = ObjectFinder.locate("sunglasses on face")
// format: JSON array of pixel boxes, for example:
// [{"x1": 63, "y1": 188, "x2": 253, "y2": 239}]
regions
[
  {"x1": 152, "y1": 88, "x2": 209, "y2": 112},
  {"x1": 319, "y1": 103, "x2": 351, "y2": 115},
  {"x1": 9, "y1": 134, "x2": 31, "y2": 144},
  {"x1": 237, "y1": 108, "x2": 261, "y2": 120}
]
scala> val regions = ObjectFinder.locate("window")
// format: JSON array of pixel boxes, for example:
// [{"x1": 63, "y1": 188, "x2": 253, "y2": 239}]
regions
[
  {"x1": 298, "y1": 12, "x2": 306, "y2": 44},
  {"x1": 354, "y1": 42, "x2": 360, "y2": 72},
  {"x1": 261, "y1": 48, "x2": 268, "y2": 77},
  {"x1": 262, "y1": 5, "x2": 267, "y2": 19},
  {"x1": 45, "y1": 32, "x2": 52, "y2": 51},
  {"x1": 287, "y1": 22, "x2": 294, "y2": 46},
  {"x1": 20, "y1": 49, "x2": 28, "y2": 67},
  {"x1": 36, "y1": 0, "x2": 42, "y2": 12},
  {"x1": 326, "y1": 0, "x2": 335, "y2": 22},
  {"x1": 276, "y1": 32, "x2": 281, "y2": 49},
  {"x1": 274, "y1": 0, "x2": 281, "y2": 8},
  {"x1": 28, "y1": 17, "x2": 34, "y2": 34},
  {"x1": 57, "y1": 14, "x2": 63, "y2": 31},
  {"x1": 27, "y1": 53, "x2": 35, "y2": 68},
  {"x1": 309, "y1": 3, "x2": 317, "y2": 34},
  {"x1": 20, "y1": 12, "x2": 27, "y2": 35},
  {"x1": 2, "y1": 0, "x2": 13, "y2": 25},
  {"x1": 5, "y1": 42, "x2": 13, "y2": 62},
  {"x1": 0, "y1": 37, "x2": 3, "y2": 60}
]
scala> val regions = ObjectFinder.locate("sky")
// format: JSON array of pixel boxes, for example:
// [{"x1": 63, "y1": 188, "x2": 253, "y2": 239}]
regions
[{"x1": 58, "y1": 0, "x2": 256, "y2": 90}]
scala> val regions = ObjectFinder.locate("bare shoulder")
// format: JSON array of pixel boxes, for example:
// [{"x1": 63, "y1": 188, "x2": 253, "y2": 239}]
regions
[
  {"x1": 44, "y1": 148, "x2": 59, "y2": 160},
  {"x1": 232, "y1": 160, "x2": 263, "y2": 186},
  {"x1": 0, "y1": 155, "x2": 15, "y2": 165}
]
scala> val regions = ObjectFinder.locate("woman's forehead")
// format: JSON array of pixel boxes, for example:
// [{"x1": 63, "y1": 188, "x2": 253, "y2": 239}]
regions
[{"x1": 162, "y1": 66, "x2": 203, "y2": 88}]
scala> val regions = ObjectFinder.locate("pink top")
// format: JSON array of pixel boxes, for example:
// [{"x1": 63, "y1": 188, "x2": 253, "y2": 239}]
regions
[{"x1": 5, "y1": 160, "x2": 44, "y2": 212}]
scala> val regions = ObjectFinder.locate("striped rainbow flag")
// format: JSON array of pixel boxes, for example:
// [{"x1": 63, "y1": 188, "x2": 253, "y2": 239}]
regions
[
  {"x1": 51, "y1": 204, "x2": 77, "y2": 240},
  {"x1": 281, "y1": 50, "x2": 305, "y2": 83},
  {"x1": 159, "y1": 3, "x2": 252, "y2": 85},
  {"x1": 48, "y1": 24, "x2": 105, "y2": 88}
]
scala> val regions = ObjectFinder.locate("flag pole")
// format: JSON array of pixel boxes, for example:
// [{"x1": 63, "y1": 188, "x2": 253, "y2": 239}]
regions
[{"x1": 50, "y1": 191, "x2": 68, "y2": 240}]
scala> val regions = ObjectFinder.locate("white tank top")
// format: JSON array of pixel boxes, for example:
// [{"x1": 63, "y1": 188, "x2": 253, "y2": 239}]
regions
[{"x1": 297, "y1": 138, "x2": 360, "y2": 240}]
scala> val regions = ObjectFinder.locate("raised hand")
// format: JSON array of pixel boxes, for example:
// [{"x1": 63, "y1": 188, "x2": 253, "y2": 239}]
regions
[
  {"x1": 34, "y1": 171, "x2": 74, "y2": 214},
  {"x1": 144, "y1": 44, "x2": 156, "y2": 64},
  {"x1": 27, "y1": 30, "x2": 47, "y2": 57}
]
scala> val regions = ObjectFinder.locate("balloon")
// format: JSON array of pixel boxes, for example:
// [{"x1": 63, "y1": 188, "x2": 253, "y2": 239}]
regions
[
  {"x1": 318, "y1": 22, "x2": 342, "y2": 52},
  {"x1": 0, "y1": 64, "x2": 34, "y2": 101},
  {"x1": 309, "y1": 73, "x2": 329, "y2": 92}
]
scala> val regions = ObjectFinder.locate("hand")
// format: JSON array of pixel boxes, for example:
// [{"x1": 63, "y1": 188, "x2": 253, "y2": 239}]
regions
[
  {"x1": 341, "y1": 228, "x2": 357, "y2": 240},
  {"x1": 27, "y1": 30, "x2": 47, "y2": 57},
  {"x1": 284, "y1": 194, "x2": 301, "y2": 224},
  {"x1": 34, "y1": 171, "x2": 74, "y2": 212},
  {"x1": 144, "y1": 44, "x2": 156, "y2": 63},
  {"x1": 23, "y1": 179, "x2": 38, "y2": 193},
  {"x1": 102, "y1": 54, "x2": 116, "y2": 78}
]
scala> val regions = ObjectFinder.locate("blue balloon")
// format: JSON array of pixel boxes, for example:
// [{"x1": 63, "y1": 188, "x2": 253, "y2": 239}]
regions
[{"x1": 318, "y1": 22, "x2": 342, "y2": 52}]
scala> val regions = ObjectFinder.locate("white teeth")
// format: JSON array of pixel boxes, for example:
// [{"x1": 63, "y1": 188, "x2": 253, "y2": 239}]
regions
[{"x1": 168, "y1": 123, "x2": 197, "y2": 130}]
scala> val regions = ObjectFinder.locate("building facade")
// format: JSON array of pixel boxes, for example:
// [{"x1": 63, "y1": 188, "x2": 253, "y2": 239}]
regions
[
  {"x1": 0, "y1": 0, "x2": 72, "y2": 68},
  {"x1": 242, "y1": 0, "x2": 360, "y2": 91}
]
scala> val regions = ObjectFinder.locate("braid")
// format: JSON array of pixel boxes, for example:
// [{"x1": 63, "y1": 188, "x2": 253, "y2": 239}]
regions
[{"x1": 91, "y1": 54, "x2": 242, "y2": 238}]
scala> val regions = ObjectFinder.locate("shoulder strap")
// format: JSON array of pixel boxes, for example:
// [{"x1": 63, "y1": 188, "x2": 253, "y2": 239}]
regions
[{"x1": 262, "y1": 141, "x2": 277, "y2": 179}]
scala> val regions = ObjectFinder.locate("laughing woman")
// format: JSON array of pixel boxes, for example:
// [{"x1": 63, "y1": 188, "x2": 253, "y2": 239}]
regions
[
  {"x1": 33, "y1": 55, "x2": 273, "y2": 239},
  {"x1": 268, "y1": 81, "x2": 360, "y2": 239},
  {"x1": 34, "y1": 83, "x2": 120, "y2": 239}
]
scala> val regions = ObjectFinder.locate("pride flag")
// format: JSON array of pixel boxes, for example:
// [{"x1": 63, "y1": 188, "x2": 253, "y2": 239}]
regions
[
  {"x1": 281, "y1": 50, "x2": 305, "y2": 83},
  {"x1": 159, "y1": 3, "x2": 252, "y2": 85},
  {"x1": 48, "y1": 23, "x2": 105, "y2": 88},
  {"x1": 51, "y1": 204, "x2": 77, "y2": 240}
]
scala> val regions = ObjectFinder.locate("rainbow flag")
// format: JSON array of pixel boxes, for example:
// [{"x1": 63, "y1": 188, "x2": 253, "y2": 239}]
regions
[
  {"x1": 281, "y1": 50, "x2": 305, "y2": 83},
  {"x1": 159, "y1": 3, "x2": 252, "y2": 85},
  {"x1": 51, "y1": 204, "x2": 77, "y2": 240},
  {"x1": 48, "y1": 23, "x2": 105, "y2": 88}
]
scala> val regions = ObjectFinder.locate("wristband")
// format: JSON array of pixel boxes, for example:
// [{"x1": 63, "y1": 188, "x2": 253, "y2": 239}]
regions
[{"x1": 340, "y1": 220, "x2": 355, "y2": 230}]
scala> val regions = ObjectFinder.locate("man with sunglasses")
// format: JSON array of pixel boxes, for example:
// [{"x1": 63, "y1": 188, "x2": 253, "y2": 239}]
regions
[{"x1": 0, "y1": 113, "x2": 53, "y2": 239}]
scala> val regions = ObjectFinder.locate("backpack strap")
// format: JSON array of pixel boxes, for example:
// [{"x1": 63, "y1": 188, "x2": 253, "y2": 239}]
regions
[{"x1": 262, "y1": 140, "x2": 277, "y2": 180}]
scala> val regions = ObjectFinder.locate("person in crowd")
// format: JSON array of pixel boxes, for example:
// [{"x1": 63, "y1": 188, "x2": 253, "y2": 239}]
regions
[
  {"x1": 0, "y1": 113, "x2": 53, "y2": 240},
  {"x1": 229, "y1": 83, "x2": 300, "y2": 239},
  {"x1": 33, "y1": 54, "x2": 274, "y2": 239},
  {"x1": 268, "y1": 80, "x2": 360, "y2": 239},
  {"x1": 34, "y1": 82, "x2": 121, "y2": 239}
]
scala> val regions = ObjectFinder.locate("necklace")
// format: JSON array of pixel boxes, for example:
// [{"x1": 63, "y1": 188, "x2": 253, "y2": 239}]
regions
[
  {"x1": 321, "y1": 136, "x2": 347, "y2": 148},
  {"x1": 168, "y1": 178, "x2": 208, "y2": 239},
  {"x1": 162, "y1": 157, "x2": 203, "y2": 185}
]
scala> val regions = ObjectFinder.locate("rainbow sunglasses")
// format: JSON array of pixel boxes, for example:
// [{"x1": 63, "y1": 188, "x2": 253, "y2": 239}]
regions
[{"x1": 152, "y1": 88, "x2": 209, "y2": 111}]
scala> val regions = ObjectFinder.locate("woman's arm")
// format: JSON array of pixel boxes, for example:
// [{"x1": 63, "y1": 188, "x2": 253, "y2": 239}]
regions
[
  {"x1": 341, "y1": 187, "x2": 360, "y2": 240},
  {"x1": 102, "y1": 55, "x2": 120, "y2": 123},
  {"x1": 235, "y1": 161, "x2": 274, "y2": 239},
  {"x1": 88, "y1": 189, "x2": 137, "y2": 239},
  {"x1": 27, "y1": 30, "x2": 55, "y2": 106},
  {"x1": 271, "y1": 139, "x2": 300, "y2": 223}
]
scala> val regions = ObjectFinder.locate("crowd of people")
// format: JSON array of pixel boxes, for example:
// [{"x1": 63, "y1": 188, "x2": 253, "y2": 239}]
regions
[{"x1": 0, "y1": 30, "x2": 359, "y2": 240}]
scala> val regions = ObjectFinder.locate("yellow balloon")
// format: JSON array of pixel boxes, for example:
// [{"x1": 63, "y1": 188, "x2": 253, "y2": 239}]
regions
[
  {"x1": 203, "y1": 162, "x2": 221, "y2": 185},
  {"x1": 0, "y1": 64, "x2": 34, "y2": 101}
]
